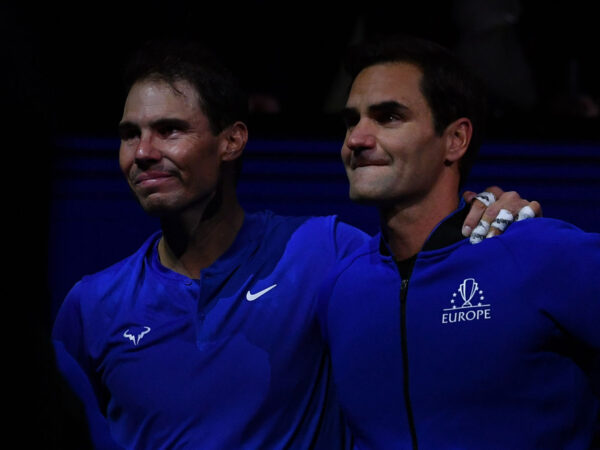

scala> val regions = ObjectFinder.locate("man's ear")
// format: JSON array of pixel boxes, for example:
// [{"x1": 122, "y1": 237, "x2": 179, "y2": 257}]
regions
[
  {"x1": 221, "y1": 121, "x2": 248, "y2": 162},
  {"x1": 444, "y1": 117, "x2": 472, "y2": 164}
]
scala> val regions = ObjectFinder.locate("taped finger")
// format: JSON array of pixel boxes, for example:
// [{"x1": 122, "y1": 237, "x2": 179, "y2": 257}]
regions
[
  {"x1": 490, "y1": 209, "x2": 514, "y2": 233},
  {"x1": 517, "y1": 205, "x2": 535, "y2": 221},
  {"x1": 470, "y1": 220, "x2": 490, "y2": 244},
  {"x1": 474, "y1": 191, "x2": 496, "y2": 207}
]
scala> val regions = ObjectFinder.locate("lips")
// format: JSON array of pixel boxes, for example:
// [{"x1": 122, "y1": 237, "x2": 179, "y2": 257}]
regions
[
  {"x1": 133, "y1": 170, "x2": 176, "y2": 186},
  {"x1": 351, "y1": 158, "x2": 389, "y2": 169}
]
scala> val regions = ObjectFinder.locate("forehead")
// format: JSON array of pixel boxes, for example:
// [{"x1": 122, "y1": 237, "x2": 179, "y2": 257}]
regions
[
  {"x1": 347, "y1": 62, "x2": 428, "y2": 111},
  {"x1": 122, "y1": 79, "x2": 202, "y2": 121}
]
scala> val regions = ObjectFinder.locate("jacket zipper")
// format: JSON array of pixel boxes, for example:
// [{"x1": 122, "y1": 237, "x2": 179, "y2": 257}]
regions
[{"x1": 400, "y1": 277, "x2": 418, "y2": 449}]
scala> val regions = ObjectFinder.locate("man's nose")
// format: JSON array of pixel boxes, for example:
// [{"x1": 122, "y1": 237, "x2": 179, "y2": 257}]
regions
[
  {"x1": 346, "y1": 120, "x2": 376, "y2": 152},
  {"x1": 135, "y1": 133, "x2": 161, "y2": 162}
]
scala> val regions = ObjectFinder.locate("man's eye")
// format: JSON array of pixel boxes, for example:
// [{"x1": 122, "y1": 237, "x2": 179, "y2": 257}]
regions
[
  {"x1": 157, "y1": 126, "x2": 177, "y2": 137},
  {"x1": 376, "y1": 112, "x2": 402, "y2": 124}
]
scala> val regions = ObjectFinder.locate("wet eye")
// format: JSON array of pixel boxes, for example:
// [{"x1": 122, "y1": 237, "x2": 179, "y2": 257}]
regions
[
  {"x1": 375, "y1": 111, "x2": 403, "y2": 125},
  {"x1": 156, "y1": 124, "x2": 178, "y2": 138},
  {"x1": 153, "y1": 119, "x2": 189, "y2": 138}
]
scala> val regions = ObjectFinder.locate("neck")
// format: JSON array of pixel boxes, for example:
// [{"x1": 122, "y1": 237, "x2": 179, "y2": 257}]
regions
[
  {"x1": 380, "y1": 183, "x2": 459, "y2": 261},
  {"x1": 158, "y1": 186, "x2": 245, "y2": 279}
]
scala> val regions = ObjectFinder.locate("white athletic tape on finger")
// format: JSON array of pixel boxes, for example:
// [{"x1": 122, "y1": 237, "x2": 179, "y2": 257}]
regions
[
  {"x1": 475, "y1": 191, "x2": 496, "y2": 207},
  {"x1": 470, "y1": 220, "x2": 490, "y2": 244},
  {"x1": 490, "y1": 209, "x2": 514, "y2": 232},
  {"x1": 517, "y1": 205, "x2": 535, "y2": 221}
]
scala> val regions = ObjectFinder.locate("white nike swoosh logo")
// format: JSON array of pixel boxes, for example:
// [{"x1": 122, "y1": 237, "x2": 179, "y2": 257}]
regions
[{"x1": 246, "y1": 284, "x2": 278, "y2": 301}]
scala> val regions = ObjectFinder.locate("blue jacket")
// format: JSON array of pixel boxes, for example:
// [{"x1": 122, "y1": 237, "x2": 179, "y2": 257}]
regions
[
  {"x1": 319, "y1": 204, "x2": 600, "y2": 449},
  {"x1": 53, "y1": 211, "x2": 369, "y2": 449}
]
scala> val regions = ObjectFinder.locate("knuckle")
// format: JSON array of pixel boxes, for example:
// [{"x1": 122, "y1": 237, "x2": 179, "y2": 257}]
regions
[
  {"x1": 487, "y1": 204, "x2": 501, "y2": 216},
  {"x1": 463, "y1": 191, "x2": 476, "y2": 203},
  {"x1": 530, "y1": 200, "x2": 543, "y2": 215},
  {"x1": 497, "y1": 191, "x2": 527, "y2": 211}
]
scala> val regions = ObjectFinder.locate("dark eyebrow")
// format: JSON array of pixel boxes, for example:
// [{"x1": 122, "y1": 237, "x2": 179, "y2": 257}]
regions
[
  {"x1": 117, "y1": 118, "x2": 191, "y2": 136},
  {"x1": 149, "y1": 118, "x2": 191, "y2": 132},
  {"x1": 117, "y1": 121, "x2": 139, "y2": 138},
  {"x1": 341, "y1": 100, "x2": 411, "y2": 121},
  {"x1": 368, "y1": 100, "x2": 410, "y2": 116}
]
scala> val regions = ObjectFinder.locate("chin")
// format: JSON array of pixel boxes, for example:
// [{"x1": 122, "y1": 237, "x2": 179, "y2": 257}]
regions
[
  {"x1": 136, "y1": 195, "x2": 182, "y2": 216},
  {"x1": 348, "y1": 188, "x2": 385, "y2": 205},
  {"x1": 140, "y1": 202, "x2": 176, "y2": 217}
]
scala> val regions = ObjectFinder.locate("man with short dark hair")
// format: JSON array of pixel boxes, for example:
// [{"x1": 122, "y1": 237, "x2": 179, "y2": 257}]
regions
[{"x1": 319, "y1": 35, "x2": 600, "y2": 449}]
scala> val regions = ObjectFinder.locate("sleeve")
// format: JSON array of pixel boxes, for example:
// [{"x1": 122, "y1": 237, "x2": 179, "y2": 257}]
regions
[
  {"x1": 539, "y1": 224, "x2": 600, "y2": 350},
  {"x1": 315, "y1": 218, "x2": 367, "y2": 339},
  {"x1": 509, "y1": 220, "x2": 600, "y2": 393},
  {"x1": 53, "y1": 341, "x2": 122, "y2": 449},
  {"x1": 52, "y1": 283, "x2": 122, "y2": 449},
  {"x1": 52, "y1": 284, "x2": 87, "y2": 368},
  {"x1": 315, "y1": 268, "x2": 336, "y2": 346},
  {"x1": 550, "y1": 226, "x2": 600, "y2": 395},
  {"x1": 316, "y1": 217, "x2": 371, "y2": 340},
  {"x1": 331, "y1": 218, "x2": 371, "y2": 261}
]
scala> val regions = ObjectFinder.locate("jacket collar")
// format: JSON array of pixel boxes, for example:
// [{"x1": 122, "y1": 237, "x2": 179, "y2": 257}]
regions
[{"x1": 379, "y1": 198, "x2": 469, "y2": 259}]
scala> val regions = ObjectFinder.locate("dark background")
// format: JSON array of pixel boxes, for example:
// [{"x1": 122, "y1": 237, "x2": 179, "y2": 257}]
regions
[
  {"x1": 6, "y1": 1, "x2": 600, "y2": 139},
  {"x1": 3, "y1": 1, "x2": 598, "y2": 447}
]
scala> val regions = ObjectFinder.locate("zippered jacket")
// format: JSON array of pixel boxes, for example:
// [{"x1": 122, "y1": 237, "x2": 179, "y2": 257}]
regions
[{"x1": 319, "y1": 203, "x2": 600, "y2": 449}]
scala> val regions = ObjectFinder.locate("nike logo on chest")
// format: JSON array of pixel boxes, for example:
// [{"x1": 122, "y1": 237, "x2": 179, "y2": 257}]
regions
[{"x1": 246, "y1": 284, "x2": 278, "y2": 301}]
